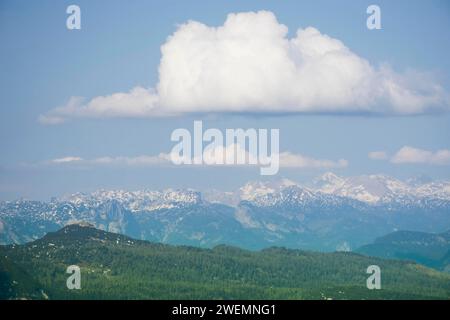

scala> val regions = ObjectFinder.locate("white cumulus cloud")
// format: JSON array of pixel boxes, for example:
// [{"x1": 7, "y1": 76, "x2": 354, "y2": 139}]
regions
[{"x1": 38, "y1": 11, "x2": 449, "y2": 124}]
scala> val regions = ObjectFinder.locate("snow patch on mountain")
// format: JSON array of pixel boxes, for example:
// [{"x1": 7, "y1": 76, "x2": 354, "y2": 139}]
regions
[
  {"x1": 310, "y1": 172, "x2": 450, "y2": 204},
  {"x1": 60, "y1": 189, "x2": 202, "y2": 212}
]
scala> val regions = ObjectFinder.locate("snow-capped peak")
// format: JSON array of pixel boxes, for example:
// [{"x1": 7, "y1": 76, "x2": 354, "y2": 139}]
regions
[
  {"x1": 311, "y1": 173, "x2": 450, "y2": 204},
  {"x1": 59, "y1": 189, "x2": 202, "y2": 212},
  {"x1": 239, "y1": 178, "x2": 299, "y2": 202},
  {"x1": 312, "y1": 173, "x2": 412, "y2": 204},
  {"x1": 46, "y1": 173, "x2": 450, "y2": 210}
]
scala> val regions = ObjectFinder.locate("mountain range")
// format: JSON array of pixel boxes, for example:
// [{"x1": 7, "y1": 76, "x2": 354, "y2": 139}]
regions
[{"x1": 1, "y1": 173, "x2": 450, "y2": 251}]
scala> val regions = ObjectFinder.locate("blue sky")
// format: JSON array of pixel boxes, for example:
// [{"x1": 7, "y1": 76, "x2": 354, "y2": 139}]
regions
[{"x1": 1, "y1": 0, "x2": 450, "y2": 200}]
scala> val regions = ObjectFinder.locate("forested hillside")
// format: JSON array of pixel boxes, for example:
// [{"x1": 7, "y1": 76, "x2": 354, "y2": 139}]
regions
[{"x1": 1, "y1": 224, "x2": 449, "y2": 300}]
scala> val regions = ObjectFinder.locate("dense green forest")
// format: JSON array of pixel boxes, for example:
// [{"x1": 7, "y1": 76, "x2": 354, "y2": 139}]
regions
[{"x1": 1, "y1": 224, "x2": 449, "y2": 300}]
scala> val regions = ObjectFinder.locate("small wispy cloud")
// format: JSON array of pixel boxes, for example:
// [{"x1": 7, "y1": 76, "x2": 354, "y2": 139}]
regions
[
  {"x1": 46, "y1": 147, "x2": 348, "y2": 170},
  {"x1": 368, "y1": 151, "x2": 388, "y2": 160},
  {"x1": 38, "y1": 115, "x2": 66, "y2": 125},
  {"x1": 48, "y1": 154, "x2": 171, "y2": 167},
  {"x1": 50, "y1": 156, "x2": 83, "y2": 164},
  {"x1": 391, "y1": 146, "x2": 450, "y2": 165},
  {"x1": 279, "y1": 152, "x2": 348, "y2": 168},
  {"x1": 368, "y1": 146, "x2": 450, "y2": 165}
]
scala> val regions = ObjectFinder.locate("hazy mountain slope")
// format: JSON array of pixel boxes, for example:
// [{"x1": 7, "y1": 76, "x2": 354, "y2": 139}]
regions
[{"x1": 356, "y1": 230, "x2": 450, "y2": 271}]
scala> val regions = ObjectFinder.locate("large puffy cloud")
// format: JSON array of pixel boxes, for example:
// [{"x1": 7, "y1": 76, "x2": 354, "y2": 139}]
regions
[{"x1": 39, "y1": 11, "x2": 449, "y2": 123}]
